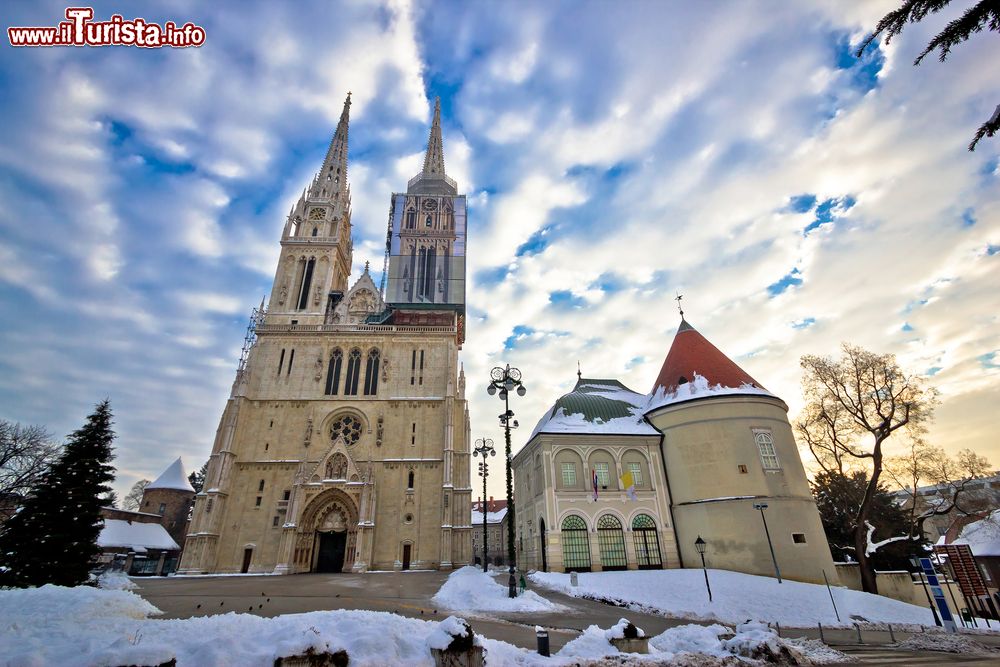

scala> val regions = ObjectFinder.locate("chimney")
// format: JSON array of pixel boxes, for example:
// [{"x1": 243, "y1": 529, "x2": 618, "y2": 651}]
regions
[{"x1": 489, "y1": 496, "x2": 494, "y2": 512}]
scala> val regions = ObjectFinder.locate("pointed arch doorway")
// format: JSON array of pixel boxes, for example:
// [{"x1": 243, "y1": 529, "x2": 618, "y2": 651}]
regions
[{"x1": 299, "y1": 488, "x2": 359, "y2": 573}]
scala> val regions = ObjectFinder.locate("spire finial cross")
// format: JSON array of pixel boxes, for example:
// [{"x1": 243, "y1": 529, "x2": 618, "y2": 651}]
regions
[
  {"x1": 577, "y1": 360, "x2": 582, "y2": 380},
  {"x1": 675, "y1": 292, "x2": 685, "y2": 319}
]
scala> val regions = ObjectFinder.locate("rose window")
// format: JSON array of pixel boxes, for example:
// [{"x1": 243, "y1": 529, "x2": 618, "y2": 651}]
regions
[{"x1": 330, "y1": 415, "x2": 363, "y2": 445}]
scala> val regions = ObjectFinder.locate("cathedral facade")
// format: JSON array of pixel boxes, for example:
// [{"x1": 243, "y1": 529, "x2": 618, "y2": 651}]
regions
[{"x1": 179, "y1": 96, "x2": 473, "y2": 574}]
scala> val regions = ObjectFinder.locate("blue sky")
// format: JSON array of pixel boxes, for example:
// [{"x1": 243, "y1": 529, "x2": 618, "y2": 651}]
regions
[{"x1": 1, "y1": 0, "x2": 998, "y2": 499}]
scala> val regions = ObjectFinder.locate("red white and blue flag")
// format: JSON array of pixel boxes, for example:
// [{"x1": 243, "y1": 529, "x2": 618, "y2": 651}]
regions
[{"x1": 592, "y1": 468, "x2": 599, "y2": 501}]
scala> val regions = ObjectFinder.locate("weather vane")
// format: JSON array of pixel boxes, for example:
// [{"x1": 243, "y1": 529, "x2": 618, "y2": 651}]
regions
[{"x1": 675, "y1": 292, "x2": 685, "y2": 319}]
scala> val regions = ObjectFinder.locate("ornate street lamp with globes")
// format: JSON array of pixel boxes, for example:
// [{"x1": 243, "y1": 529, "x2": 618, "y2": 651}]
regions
[
  {"x1": 474, "y1": 438, "x2": 496, "y2": 572},
  {"x1": 487, "y1": 364, "x2": 526, "y2": 597}
]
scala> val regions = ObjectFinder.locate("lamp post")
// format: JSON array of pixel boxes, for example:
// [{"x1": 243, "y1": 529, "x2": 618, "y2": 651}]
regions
[
  {"x1": 487, "y1": 364, "x2": 526, "y2": 598},
  {"x1": 753, "y1": 502, "x2": 782, "y2": 583},
  {"x1": 695, "y1": 536, "x2": 712, "y2": 602},
  {"x1": 474, "y1": 438, "x2": 496, "y2": 572}
]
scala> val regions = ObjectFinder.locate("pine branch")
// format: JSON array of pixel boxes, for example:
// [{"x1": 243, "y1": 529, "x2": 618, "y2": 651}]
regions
[
  {"x1": 856, "y1": 0, "x2": 952, "y2": 56},
  {"x1": 914, "y1": 1, "x2": 1000, "y2": 64},
  {"x1": 969, "y1": 103, "x2": 1000, "y2": 151}
]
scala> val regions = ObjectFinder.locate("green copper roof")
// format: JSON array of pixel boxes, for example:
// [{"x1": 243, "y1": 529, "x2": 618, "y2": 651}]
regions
[
  {"x1": 528, "y1": 378, "x2": 659, "y2": 438},
  {"x1": 552, "y1": 378, "x2": 639, "y2": 422}
]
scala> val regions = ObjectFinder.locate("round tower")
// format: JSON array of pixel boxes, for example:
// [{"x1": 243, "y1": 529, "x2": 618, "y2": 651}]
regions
[
  {"x1": 142, "y1": 457, "x2": 196, "y2": 550},
  {"x1": 645, "y1": 319, "x2": 837, "y2": 584}
]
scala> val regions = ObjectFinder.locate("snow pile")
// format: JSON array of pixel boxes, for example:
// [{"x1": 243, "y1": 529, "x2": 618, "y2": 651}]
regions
[
  {"x1": 605, "y1": 617, "x2": 645, "y2": 639},
  {"x1": 646, "y1": 372, "x2": 776, "y2": 411},
  {"x1": 560, "y1": 621, "x2": 849, "y2": 663},
  {"x1": 432, "y1": 566, "x2": 563, "y2": 613},
  {"x1": 893, "y1": 633, "x2": 1000, "y2": 655},
  {"x1": 0, "y1": 584, "x2": 467, "y2": 666},
  {"x1": 530, "y1": 569, "x2": 935, "y2": 627},
  {"x1": 97, "y1": 570, "x2": 137, "y2": 590}
]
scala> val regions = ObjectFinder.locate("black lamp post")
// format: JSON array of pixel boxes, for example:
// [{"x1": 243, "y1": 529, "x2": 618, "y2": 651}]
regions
[
  {"x1": 753, "y1": 502, "x2": 782, "y2": 583},
  {"x1": 487, "y1": 364, "x2": 526, "y2": 598},
  {"x1": 695, "y1": 535, "x2": 712, "y2": 602},
  {"x1": 474, "y1": 438, "x2": 496, "y2": 572}
]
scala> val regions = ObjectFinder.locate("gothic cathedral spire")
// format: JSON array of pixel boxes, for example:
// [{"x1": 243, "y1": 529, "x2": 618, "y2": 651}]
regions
[
  {"x1": 422, "y1": 97, "x2": 445, "y2": 177},
  {"x1": 309, "y1": 92, "x2": 352, "y2": 200}
]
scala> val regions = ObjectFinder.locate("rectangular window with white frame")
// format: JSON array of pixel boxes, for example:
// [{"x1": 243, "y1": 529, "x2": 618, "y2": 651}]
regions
[
  {"x1": 754, "y1": 429, "x2": 780, "y2": 470},
  {"x1": 561, "y1": 462, "x2": 577, "y2": 487},
  {"x1": 595, "y1": 462, "x2": 610, "y2": 487},
  {"x1": 626, "y1": 462, "x2": 643, "y2": 487}
]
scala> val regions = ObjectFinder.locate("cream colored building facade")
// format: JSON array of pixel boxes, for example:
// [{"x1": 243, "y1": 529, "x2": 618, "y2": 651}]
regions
[
  {"x1": 179, "y1": 95, "x2": 472, "y2": 575},
  {"x1": 512, "y1": 321, "x2": 837, "y2": 585}
]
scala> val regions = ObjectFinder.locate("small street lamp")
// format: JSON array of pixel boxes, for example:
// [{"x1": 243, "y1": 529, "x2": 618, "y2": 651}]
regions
[
  {"x1": 474, "y1": 438, "x2": 496, "y2": 572},
  {"x1": 753, "y1": 502, "x2": 782, "y2": 583},
  {"x1": 487, "y1": 364, "x2": 526, "y2": 598},
  {"x1": 695, "y1": 535, "x2": 712, "y2": 602}
]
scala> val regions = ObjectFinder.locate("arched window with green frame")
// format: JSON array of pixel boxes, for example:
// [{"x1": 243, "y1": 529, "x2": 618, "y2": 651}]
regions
[
  {"x1": 597, "y1": 514, "x2": 627, "y2": 571},
  {"x1": 631, "y1": 514, "x2": 662, "y2": 569},
  {"x1": 561, "y1": 515, "x2": 591, "y2": 572}
]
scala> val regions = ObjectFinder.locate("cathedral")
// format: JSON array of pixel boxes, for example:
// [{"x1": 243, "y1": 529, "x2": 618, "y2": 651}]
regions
[{"x1": 179, "y1": 95, "x2": 473, "y2": 574}]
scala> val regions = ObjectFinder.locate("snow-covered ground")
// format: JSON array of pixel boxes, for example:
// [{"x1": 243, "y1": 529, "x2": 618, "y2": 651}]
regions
[
  {"x1": 530, "y1": 569, "x2": 937, "y2": 628},
  {"x1": 432, "y1": 566, "x2": 564, "y2": 613},
  {"x1": 0, "y1": 583, "x2": 848, "y2": 666}
]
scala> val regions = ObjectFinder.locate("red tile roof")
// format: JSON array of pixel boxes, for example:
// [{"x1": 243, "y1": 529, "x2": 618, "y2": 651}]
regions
[{"x1": 651, "y1": 319, "x2": 767, "y2": 396}]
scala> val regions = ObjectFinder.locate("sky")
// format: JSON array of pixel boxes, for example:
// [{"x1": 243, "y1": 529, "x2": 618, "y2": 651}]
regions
[{"x1": 0, "y1": 0, "x2": 997, "y2": 502}]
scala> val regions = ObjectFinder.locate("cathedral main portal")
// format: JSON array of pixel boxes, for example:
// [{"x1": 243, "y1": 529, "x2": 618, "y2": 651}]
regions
[{"x1": 298, "y1": 488, "x2": 358, "y2": 573}]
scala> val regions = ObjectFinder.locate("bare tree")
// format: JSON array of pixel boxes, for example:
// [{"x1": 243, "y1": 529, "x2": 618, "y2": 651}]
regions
[
  {"x1": 798, "y1": 344, "x2": 937, "y2": 594},
  {"x1": 0, "y1": 420, "x2": 59, "y2": 508},
  {"x1": 121, "y1": 479, "x2": 150, "y2": 511},
  {"x1": 884, "y1": 442, "x2": 992, "y2": 539}
]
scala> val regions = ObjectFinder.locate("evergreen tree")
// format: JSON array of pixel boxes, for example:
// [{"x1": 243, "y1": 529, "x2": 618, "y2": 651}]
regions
[
  {"x1": 858, "y1": 0, "x2": 1000, "y2": 151},
  {"x1": 812, "y1": 470, "x2": 926, "y2": 572},
  {"x1": 188, "y1": 460, "x2": 208, "y2": 493},
  {"x1": 0, "y1": 400, "x2": 116, "y2": 587}
]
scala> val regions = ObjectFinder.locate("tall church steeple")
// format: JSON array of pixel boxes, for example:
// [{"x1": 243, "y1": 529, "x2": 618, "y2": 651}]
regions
[
  {"x1": 422, "y1": 97, "x2": 445, "y2": 177},
  {"x1": 309, "y1": 92, "x2": 351, "y2": 200},
  {"x1": 270, "y1": 92, "x2": 354, "y2": 319},
  {"x1": 407, "y1": 97, "x2": 456, "y2": 196}
]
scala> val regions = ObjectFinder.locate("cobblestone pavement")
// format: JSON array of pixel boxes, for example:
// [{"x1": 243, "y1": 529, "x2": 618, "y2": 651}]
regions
[{"x1": 132, "y1": 571, "x2": 1000, "y2": 663}]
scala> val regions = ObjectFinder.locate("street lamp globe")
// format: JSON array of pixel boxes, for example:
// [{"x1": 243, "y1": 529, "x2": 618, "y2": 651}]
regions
[
  {"x1": 516, "y1": 385, "x2": 526, "y2": 396},
  {"x1": 504, "y1": 378, "x2": 514, "y2": 391},
  {"x1": 487, "y1": 385, "x2": 497, "y2": 396}
]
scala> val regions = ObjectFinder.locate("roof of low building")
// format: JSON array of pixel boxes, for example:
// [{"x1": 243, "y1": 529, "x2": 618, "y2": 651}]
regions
[
  {"x1": 98, "y1": 519, "x2": 180, "y2": 553},
  {"x1": 952, "y1": 510, "x2": 1000, "y2": 557},
  {"x1": 528, "y1": 378, "x2": 659, "y2": 438},
  {"x1": 146, "y1": 457, "x2": 196, "y2": 492},
  {"x1": 471, "y1": 507, "x2": 508, "y2": 525},
  {"x1": 647, "y1": 319, "x2": 775, "y2": 411}
]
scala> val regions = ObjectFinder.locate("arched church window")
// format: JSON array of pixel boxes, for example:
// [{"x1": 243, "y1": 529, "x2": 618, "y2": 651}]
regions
[
  {"x1": 406, "y1": 210, "x2": 416, "y2": 229},
  {"x1": 561, "y1": 515, "x2": 591, "y2": 572},
  {"x1": 325, "y1": 349, "x2": 343, "y2": 395},
  {"x1": 312, "y1": 227, "x2": 318, "y2": 236},
  {"x1": 344, "y1": 348, "x2": 362, "y2": 395},
  {"x1": 297, "y1": 258, "x2": 315, "y2": 310},
  {"x1": 407, "y1": 470, "x2": 415, "y2": 489},
  {"x1": 329, "y1": 414, "x2": 362, "y2": 446},
  {"x1": 425, "y1": 214, "x2": 432, "y2": 228},
  {"x1": 755, "y1": 430, "x2": 780, "y2": 470},
  {"x1": 363, "y1": 348, "x2": 380, "y2": 396}
]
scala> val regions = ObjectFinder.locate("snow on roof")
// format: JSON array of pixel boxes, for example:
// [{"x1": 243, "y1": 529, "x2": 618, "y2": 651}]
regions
[
  {"x1": 146, "y1": 457, "x2": 195, "y2": 492},
  {"x1": 649, "y1": 319, "x2": 770, "y2": 400},
  {"x1": 98, "y1": 519, "x2": 180, "y2": 552},
  {"x1": 952, "y1": 510, "x2": 1000, "y2": 557},
  {"x1": 470, "y1": 507, "x2": 507, "y2": 525},
  {"x1": 646, "y1": 372, "x2": 777, "y2": 412},
  {"x1": 529, "y1": 378, "x2": 659, "y2": 439}
]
